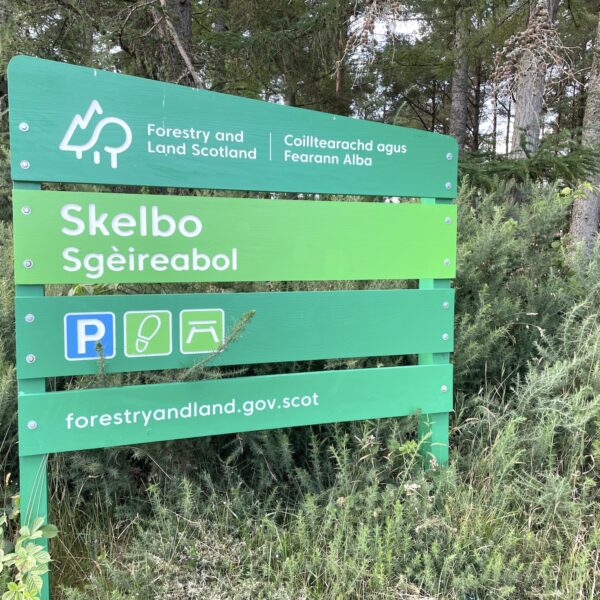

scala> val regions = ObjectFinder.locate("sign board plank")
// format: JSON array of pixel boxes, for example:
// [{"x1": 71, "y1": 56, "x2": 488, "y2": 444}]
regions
[
  {"x1": 8, "y1": 56, "x2": 457, "y2": 198},
  {"x1": 15, "y1": 289, "x2": 454, "y2": 378},
  {"x1": 18, "y1": 364, "x2": 453, "y2": 456},
  {"x1": 13, "y1": 190, "x2": 457, "y2": 284}
]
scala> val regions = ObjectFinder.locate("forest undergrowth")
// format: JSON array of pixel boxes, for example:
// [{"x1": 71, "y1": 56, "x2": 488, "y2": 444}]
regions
[{"x1": 1, "y1": 182, "x2": 599, "y2": 599}]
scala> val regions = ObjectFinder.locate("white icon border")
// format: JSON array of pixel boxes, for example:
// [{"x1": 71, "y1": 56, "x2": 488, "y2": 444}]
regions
[
  {"x1": 123, "y1": 310, "x2": 173, "y2": 358},
  {"x1": 179, "y1": 308, "x2": 225, "y2": 355},
  {"x1": 64, "y1": 311, "x2": 117, "y2": 362}
]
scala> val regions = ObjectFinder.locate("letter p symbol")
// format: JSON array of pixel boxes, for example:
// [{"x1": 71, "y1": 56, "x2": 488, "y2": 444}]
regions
[
  {"x1": 77, "y1": 319, "x2": 106, "y2": 354},
  {"x1": 65, "y1": 312, "x2": 116, "y2": 360}
]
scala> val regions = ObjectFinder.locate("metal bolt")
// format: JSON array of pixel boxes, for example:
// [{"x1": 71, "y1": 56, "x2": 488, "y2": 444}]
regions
[
  {"x1": 442, "y1": 302, "x2": 450, "y2": 310},
  {"x1": 444, "y1": 217, "x2": 452, "y2": 225},
  {"x1": 445, "y1": 181, "x2": 452, "y2": 190},
  {"x1": 443, "y1": 258, "x2": 451, "y2": 266},
  {"x1": 27, "y1": 420, "x2": 38, "y2": 430},
  {"x1": 442, "y1": 333, "x2": 449, "y2": 341},
  {"x1": 21, "y1": 206, "x2": 31, "y2": 215},
  {"x1": 25, "y1": 353, "x2": 36, "y2": 364},
  {"x1": 24, "y1": 313, "x2": 35, "y2": 323},
  {"x1": 441, "y1": 385, "x2": 448, "y2": 393},
  {"x1": 23, "y1": 259, "x2": 33, "y2": 269},
  {"x1": 19, "y1": 122, "x2": 30, "y2": 132},
  {"x1": 20, "y1": 160, "x2": 30, "y2": 170},
  {"x1": 446, "y1": 153, "x2": 453, "y2": 161}
]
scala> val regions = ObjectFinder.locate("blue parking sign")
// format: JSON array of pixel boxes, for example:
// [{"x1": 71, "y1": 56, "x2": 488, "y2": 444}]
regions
[{"x1": 64, "y1": 312, "x2": 116, "y2": 361}]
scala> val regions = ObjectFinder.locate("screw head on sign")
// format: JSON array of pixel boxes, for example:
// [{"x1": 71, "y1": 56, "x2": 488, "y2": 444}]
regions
[
  {"x1": 19, "y1": 122, "x2": 30, "y2": 132},
  {"x1": 444, "y1": 217, "x2": 452, "y2": 225},
  {"x1": 25, "y1": 313, "x2": 35, "y2": 323},
  {"x1": 25, "y1": 354, "x2": 36, "y2": 364},
  {"x1": 442, "y1": 333, "x2": 449, "y2": 341},
  {"x1": 445, "y1": 182, "x2": 452, "y2": 190},
  {"x1": 443, "y1": 258, "x2": 451, "y2": 266},
  {"x1": 442, "y1": 302, "x2": 450, "y2": 310},
  {"x1": 21, "y1": 206, "x2": 31, "y2": 215},
  {"x1": 27, "y1": 420, "x2": 38, "y2": 430},
  {"x1": 20, "y1": 160, "x2": 30, "y2": 170},
  {"x1": 23, "y1": 259, "x2": 33, "y2": 269},
  {"x1": 446, "y1": 153, "x2": 453, "y2": 161},
  {"x1": 441, "y1": 385, "x2": 448, "y2": 393}
]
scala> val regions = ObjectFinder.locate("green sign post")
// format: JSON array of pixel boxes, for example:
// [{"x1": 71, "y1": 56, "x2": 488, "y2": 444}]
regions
[{"x1": 8, "y1": 56, "x2": 458, "y2": 600}]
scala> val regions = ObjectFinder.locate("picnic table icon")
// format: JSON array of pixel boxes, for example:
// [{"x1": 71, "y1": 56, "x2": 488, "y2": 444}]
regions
[{"x1": 185, "y1": 319, "x2": 220, "y2": 344}]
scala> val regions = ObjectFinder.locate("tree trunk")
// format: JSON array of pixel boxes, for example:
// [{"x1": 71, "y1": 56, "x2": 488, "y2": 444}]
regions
[
  {"x1": 154, "y1": 0, "x2": 197, "y2": 85},
  {"x1": 570, "y1": 12, "x2": 600, "y2": 250},
  {"x1": 577, "y1": 79, "x2": 586, "y2": 136},
  {"x1": 471, "y1": 57, "x2": 482, "y2": 152},
  {"x1": 165, "y1": 0, "x2": 192, "y2": 45},
  {"x1": 492, "y1": 87, "x2": 498, "y2": 152},
  {"x1": 210, "y1": 0, "x2": 229, "y2": 92},
  {"x1": 510, "y1": 0, "x2": 560, "y2": 157},
  {"x1": 431, "y1": 82, "x2": 437, "y2": 131},
  {"x1": 505, "y1": 98, "x2": 511, "y2": 155},
  {"x1": 449, "y1": 1, "x2": 469, "y2": 150}
]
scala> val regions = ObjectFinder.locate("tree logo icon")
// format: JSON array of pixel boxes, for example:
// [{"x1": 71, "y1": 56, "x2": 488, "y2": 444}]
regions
[{"x1": 59, "y1": 100, "x2": 132, "y2": 169}]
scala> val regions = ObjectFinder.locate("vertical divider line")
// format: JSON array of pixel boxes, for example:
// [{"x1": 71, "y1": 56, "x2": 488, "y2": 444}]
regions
[
  {"x1": 14, "y1": 180, "x2": 50, "y2": 600},
  {"x1": 417, "y1": 196, "x2": 454, "y2": 468}
]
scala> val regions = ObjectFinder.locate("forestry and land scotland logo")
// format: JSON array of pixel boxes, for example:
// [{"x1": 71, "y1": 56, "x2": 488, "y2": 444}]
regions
[{"x1": 59, "y1": 100, "x2": 132, "y2": 168}]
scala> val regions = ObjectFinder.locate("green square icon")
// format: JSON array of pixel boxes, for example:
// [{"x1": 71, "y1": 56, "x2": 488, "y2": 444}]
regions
[
  {"x1": 124, "y1": 311, "x2": 172, "y2": 358},
  {"x1": 180, "y1": 309, "x2": 225, "y2": 354}
]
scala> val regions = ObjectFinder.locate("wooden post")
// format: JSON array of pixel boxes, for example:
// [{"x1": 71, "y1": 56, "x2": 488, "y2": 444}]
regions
[
  {"x1": 418, "y1": 197, "x2": 453, "y2": 468},
  {"x1": 15, "y1": 181, "x2": 50, "y2": 600}
]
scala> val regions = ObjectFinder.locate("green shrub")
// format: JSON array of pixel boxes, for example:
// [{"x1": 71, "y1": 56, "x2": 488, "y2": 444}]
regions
[
  {"x1": 0, "y1": 510, "x2": 57, "y2": 600},
  {"x1": 57, "y1": 274, "x2": 600, "y2": 597},
  {"x1": 454, "y1": 180, "x2": 576, "y2": 400},
  {"x1": 2, "y1": 180, "x2": 599, "y2": 598}
]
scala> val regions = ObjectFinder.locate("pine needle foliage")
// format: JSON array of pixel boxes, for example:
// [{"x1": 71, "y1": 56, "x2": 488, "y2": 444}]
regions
[{"x1": 460, "y1": 133, "x2": 600, "y2": 190}]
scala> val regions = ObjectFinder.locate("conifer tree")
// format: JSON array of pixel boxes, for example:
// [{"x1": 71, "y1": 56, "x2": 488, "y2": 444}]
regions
[{"x1": 570, "y1": 10, "x2": 600, "y2": 247}]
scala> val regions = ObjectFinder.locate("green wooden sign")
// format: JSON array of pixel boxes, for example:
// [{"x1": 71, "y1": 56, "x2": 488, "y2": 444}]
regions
[
  {"x1": 18, "y1": 364, "x2": 453, "y2": 456},
  {"x1": 10, "y1": 57, "x2": 459, "y2": 600},
  {"x1": 13, "y1": 190, "x2": 457, "y2": 284},
  {"x1": 8, "y1": 56, "x2": 457, "y2": 198},
  {"x1": 15, "y1": 289, "x2": 454, "y2": 378}
]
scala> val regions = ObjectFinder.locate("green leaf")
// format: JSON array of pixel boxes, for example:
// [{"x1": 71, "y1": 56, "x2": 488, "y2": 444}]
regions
[
  {"x1": 39, "y1": 524, "x2": 58, "y2": 539},
  {"x1": 29, "y1": 564, "x2": 49, "y2": 576},
  {"x1": 2, "y1": 553, "x2": 17, "y2": 567},
  {"x1": 30, "y1": 518, "x2": 44, "y2": 534},
  {"x1": 17, "y1": 526, "x2": 30, "y2": 538},
  {"x1": 24, "y1": 573, "x2": 43, "y2": 592}
]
